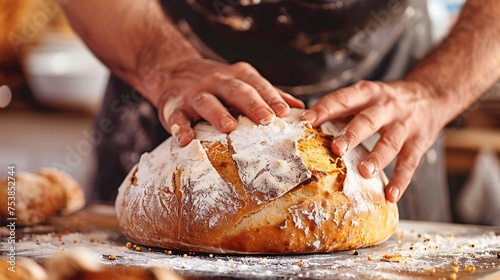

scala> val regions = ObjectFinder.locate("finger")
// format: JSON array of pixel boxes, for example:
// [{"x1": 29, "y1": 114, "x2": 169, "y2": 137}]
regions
[
  {"x1": 200, "y1": 72, "x2": 276, "y2": 125},
  {"x1": 189, "y1": 91, "x2": 237, "y2": 133},
  {"x1": 358, "y1": 122, "x2": 408, "y2": 179},
  {"x1": 384, "y1": 141, "x2": 426, "y2": 202},
  {"x1": 277, "y1": 89, "x2": 305, "y2": 109},
  {"x1": 330, "y1": 104, "x2": 389, "y2": 156},
  {"x1": 164, "y1": 110, "x2": 195, "y2": 147},
  {"x1": 230, "y1": 62, "x2": 290, "y2": 118},
  {"x1": 302, "y1": 80, "x2": 380, "y2": 127}
]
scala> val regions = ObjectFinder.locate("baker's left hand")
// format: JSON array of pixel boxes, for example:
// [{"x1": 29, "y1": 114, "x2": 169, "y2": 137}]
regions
[{"x1": 302, "y1": 80, "x2": 449, "y2": 203}]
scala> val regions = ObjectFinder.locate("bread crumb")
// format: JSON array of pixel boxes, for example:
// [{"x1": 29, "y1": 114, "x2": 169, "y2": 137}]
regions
[
  {"x1": 108, "y1": 254, "x2": 116, "y2": 260},
  {"x1": 452, "y1": 261, "x2": 458, "y2": 266},
  {"x1": 367, "y1": 256, "x2": 373, "y2": 261},
  {"x1": 61, "y1": 247, "x2": 65, "y2": 251},
  {"x1": 167, "y1": 250, "x2": 172, "y2": 255},
  {"x1": 297, "y1": 260, "x2": 304, "y2": 267},
  {"x1": 209, "y1": 254, "x2": 214, "y2": 258},
  {"x1": 381, "y1": 254, "x2": 402, "y2": 263},
  {"x1": 467, "y1": 266, "x2": 476, "y2": 273},
  {"x1": 183, "y1": 254, "x2": 188, "y2": 258},
  {"x1": 135, "y1": 247, "x2": 141, "y2": 251},
  {"x1": 403, "y1": 259, "x2": 408, "y2": 264},
  {"x1": 457, "y1": 245, "x2": 462, "y2": 249},
  {"x1": 448, "y1": 272, "x2": 457, "y2": 280},
  {"x1": 429, "y1": 267, "x2": 436, "y2": 275},
  {"x1": 230, "y1": 263, "x2": 236, "y2": 268},
  {"x1": 352, "y1": 250, "x2": 358, "y2": 255},
  {"x1": 447, "y1": 233, "x2": 453, "y2": 238},
  {"x1": 497, "y1": 252, "x2": 500, "y2": 258},
  {"x1": 259, "y1": 257, "x2": 263, "y2": 262},
  {"x1": 148, "y1": 248, "x2": 152, "y2": 251},
  {"x1": 452, "y1": 266, "x2": 459, "y2": 273},
  {"x1": 468, "y1": 243, "x2": 475, "y2": 248},
  {"x1": 408, "y1": 254, "x2": 413, "y2": 258}
]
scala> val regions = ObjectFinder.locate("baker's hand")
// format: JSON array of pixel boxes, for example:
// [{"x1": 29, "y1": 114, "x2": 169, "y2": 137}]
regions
[
  {"x1": 157, "y1": 59, "x2": 304, "y2": 146},
  {"x1": 302, "y1": 80, "x2": 448, "y2": 203}
]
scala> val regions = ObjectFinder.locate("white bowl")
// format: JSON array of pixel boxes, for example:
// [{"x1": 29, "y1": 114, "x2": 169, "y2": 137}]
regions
[{"x1": 24, "y1": 33, "x2": 110, "y2": 114}]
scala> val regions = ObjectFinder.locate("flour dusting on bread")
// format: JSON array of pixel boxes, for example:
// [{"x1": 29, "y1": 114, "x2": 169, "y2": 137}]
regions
[
  {"x1": 116, "y1": 108, "x2": 398, "y2": 254},
  {"x1": 229, "y1": 114, "x2": 311, "y2": 205}
]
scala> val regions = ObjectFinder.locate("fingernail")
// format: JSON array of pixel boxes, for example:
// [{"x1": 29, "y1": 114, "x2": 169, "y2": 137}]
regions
[
  {"x1": 301, "y1": 110, "x2": 317, "y2": 123},
  {"x1": 175, "y1": 134, "x2": 182, "y2": 146},
  {"x1": 389, "y1": 187, "x2": 400, "y2": 202},
  {"x1": 332, "y1": 138, "x2": 348, "y2": 155},
  {"x1": 273, "y1": 103, "x2": 289, "y2": 117},
  {"x1": 257, "y1": 108, "x2": 275, "y2": 125},
  {"x1": 220, "y1": 115, "x2": 235, "y2": 130},
  {"x1": 170, "y1": 124, "x2": 180, "y2": 136},
  {"x1": 360, "y1": 159, "x2": 376, "y2": 177}
]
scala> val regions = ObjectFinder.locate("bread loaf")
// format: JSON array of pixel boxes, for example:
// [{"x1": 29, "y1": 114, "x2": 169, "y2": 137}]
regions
[
  {"x1": 116, "y1": 109, "x2": 398, "y2": 254},
  {"x1": 0, "y1": 257, "x2": 47, "y2": 280},
  {"x1": 44, "y1": 250, "x2": 183, "y2": 280},
  {"x1": 0, "y1": 168, "x2": 86, "y2": 226}
]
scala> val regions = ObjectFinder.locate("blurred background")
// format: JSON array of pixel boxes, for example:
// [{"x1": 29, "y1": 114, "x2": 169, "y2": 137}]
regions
[
  {"x1": 0, "y1": 0, "x2": 499, "y2": 225},
  {"x1": 0, "y1": 0, "x2": 109, "y2": 200}
]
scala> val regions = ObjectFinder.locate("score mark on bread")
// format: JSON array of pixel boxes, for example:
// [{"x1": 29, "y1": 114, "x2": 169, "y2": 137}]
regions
[{"x1": 116, "y1": 109, "x2": 398, "y2": 254}]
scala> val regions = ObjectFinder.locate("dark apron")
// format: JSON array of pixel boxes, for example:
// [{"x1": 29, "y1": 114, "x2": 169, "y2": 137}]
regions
[{"x1": 92, "y1": 0, "x2": 451, "y2": 222}]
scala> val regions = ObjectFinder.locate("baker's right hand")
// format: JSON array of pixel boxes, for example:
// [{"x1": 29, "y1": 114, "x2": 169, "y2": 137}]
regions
[{"x1": 156, "y1": 59, "x2": 305, "y2": 146}]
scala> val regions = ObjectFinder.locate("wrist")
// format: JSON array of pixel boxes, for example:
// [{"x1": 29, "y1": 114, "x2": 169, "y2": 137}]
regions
[
  {"x1": 133, "y1": 56, "x2": 203, "y2": 108},
  {"x1": 403, "y1": 75, "x2": 458, "y2": 126},
  {"x1": 119, "y1": 1, "x2": 201, "y2": 107}
]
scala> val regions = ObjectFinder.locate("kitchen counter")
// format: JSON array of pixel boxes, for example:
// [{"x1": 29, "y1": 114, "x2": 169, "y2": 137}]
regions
[{"x1": 1, "y1": 204, "x2": 499, "y2": 279}]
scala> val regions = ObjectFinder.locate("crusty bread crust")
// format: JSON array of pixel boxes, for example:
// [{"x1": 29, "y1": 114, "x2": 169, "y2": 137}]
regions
[
  {"x1": 0, "y1": 169, "x2": 85, "y2": 226},
  {"x1": 116, "y1": 109, "x2": 398, "y2": 254}
]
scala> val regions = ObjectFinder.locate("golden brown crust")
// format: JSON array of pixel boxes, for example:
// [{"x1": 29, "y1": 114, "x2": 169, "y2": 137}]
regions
[
  {"x1": 37, "y1": 168, "x2": 86, "y2": 215},
  {"x1": 0, "y1": 257, "x2": 47, "y2": 280},
  {"x1": 44, "y1": 250, "x2": 182, "y2": 280},
  {"x1": 0, "y1": 169, "x2": 85, "y2": 226},
  {"x1": 0, "y1": 172, "x2": 63, "y2": 226},
  {"x1": 116, "y1": 112, "x2": 398, "y2": 254}
]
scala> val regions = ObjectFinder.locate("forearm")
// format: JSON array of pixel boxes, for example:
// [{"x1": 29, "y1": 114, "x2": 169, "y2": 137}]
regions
[
  {"x1": 62, "y1": 0, "x2": 201, "y2": 106},
  {"x1": 406, "y1": 0, "x2": 500, "y2": 123}
]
